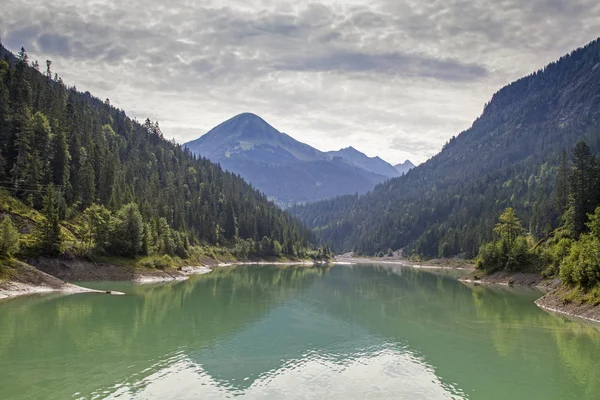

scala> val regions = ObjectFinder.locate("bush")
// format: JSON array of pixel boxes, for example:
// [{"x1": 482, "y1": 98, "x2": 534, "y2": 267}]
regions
[
  {"x1": 560, "y1": 235, "x2": 600, "y2": 289},
  {"x1": 505, "y1": 236, "x2": 534, "y2": 271},
  {"x1": 476, "y1": 236, "x2": 536, "y2": 272},
  {"x1": 156, "y1": 255, "x2": 174, "y2": 270},
  {"x1": 541, "y1": 237, "x2": 573, "y2": 277},
  {"x1": 476, "y1": 241, "x2": 504, "y2": 272},
  {"x1": 139, "y1": 254, "x2": 174, "y2": 270}
]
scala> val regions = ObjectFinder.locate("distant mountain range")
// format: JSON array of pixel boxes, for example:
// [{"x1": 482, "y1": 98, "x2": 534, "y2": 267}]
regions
[
  {"x1": 394, "y1": 160, "x2": 415, "y2": 176},
  {"x1": 326, "y1": 147, "x2": 400, "y2": 178},
  {"x1": 184, "y1": 113, "x2": 410, "y2": 206}
]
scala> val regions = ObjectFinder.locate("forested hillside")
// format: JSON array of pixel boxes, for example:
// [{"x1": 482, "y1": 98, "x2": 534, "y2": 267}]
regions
[
  {"x1": 0, "y1": 43, "x2": 318, "y2": 261},
  {"x1": 291, "y1": 37, "x2": 600, "y2": 258}
]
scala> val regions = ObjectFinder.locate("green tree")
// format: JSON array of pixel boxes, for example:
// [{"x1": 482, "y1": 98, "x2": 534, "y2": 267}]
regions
[
  {"x1": 567, "y1": 141, "x2": 597, "y2": 237},
  {"x1": 555, "y1": 150, "x2": 569, "y2": 214},
  {"x1": 79, "y1": 147, "x2": 96, "y2": 208},
  {"x1": 50, "y1": 128, "x2": 70, "y2": 187},
  {"x1": 587, "y1": 206, "x2": 600, "y2": 239},
  {"x1": 111, "y1": 203, "x2": 144, "y2": 257},
  {"x1": 40, "y1": 184, "x2": 62, "y2": 255},
  {"x1": 82, "y1": 204, "x2": 112, "y2": 252},
  {"x1": 0, "y1": 216, "x2": 20, "y2": 257},
  {"x1": 493, "y1": 208, "x2": 524, "y2": 245}
]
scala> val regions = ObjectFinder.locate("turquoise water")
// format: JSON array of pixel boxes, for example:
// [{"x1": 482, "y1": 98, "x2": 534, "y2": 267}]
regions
[{"x1": 1, "y1": 264, "x2": 600, "y2": 399}]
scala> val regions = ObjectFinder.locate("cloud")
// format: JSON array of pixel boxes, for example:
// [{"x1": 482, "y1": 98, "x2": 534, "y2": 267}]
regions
[
  {"x1": 37, "y1": 33, "x2": 72, "y2": 57},
  {"x1": 275, "y1": 51, "x2": 488, "y2": 81},
  {"x1": 0, "y1": 0, "x2": 599, "y2": 164}
]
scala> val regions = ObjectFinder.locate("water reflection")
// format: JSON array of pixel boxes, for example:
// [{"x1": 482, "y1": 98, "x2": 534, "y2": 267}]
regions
[{"x1": 1, "y1": 264, "x2": 600, "y2": 400}]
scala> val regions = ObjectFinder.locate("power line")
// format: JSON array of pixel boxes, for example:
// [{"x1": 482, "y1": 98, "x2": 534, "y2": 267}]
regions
[{"x1": 0, "y1": 184, "x2": 61, "y2": 193}]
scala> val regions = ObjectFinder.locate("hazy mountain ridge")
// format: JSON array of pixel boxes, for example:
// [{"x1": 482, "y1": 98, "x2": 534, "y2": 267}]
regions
[
  {"x1": 290, "y1": 37, "x2": 600, "y2": 257},
  {"x1": 185, "y1": 113, "x2": 392, "y2": 206},
  {"x1": 394, "y1": 160, "x2": 415, "y2": 175},
  {"x1": 326, "y1": 147, "x2": 400, "y2": 178}
]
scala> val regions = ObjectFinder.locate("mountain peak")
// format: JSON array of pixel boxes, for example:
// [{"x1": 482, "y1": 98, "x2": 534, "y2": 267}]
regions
[
  {"x1": 394, "y1": 160, "x2": 415, "y2": 175},
  {"x1": 229, "y1": 112, "x2": 265, "y2": 122},
  {"x1": 189, "y1": 112, "x2": 282, "y2": 146},
  {"x1": 219, "y1": 112, "x2": 272, "y2": 131},
  {"x1": 327, "y1": 147, "x2": 399, "y2": 178}
]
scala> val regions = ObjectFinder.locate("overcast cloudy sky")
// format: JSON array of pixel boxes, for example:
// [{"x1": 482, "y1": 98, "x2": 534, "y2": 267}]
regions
[{"x1": 1, "y1": 0, "x2": 599, "y2": 164}]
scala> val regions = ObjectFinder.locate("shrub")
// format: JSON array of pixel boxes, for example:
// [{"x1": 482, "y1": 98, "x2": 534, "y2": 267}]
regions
[
  {"x1": 156, "y1": 255, "x2": 174, "y2": 270},
  {"x1": 560, "y1": 235, "x2": 600, "y2": 289},
  {"x1": 476, "y1": 236, "x2": 536, "y2": 272},
  {"x1": 541, "y1": 237, "x2": 573, "y2": 277}
]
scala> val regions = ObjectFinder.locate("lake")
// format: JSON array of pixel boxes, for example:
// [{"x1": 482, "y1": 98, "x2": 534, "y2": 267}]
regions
[{"x1": 1, "y1": 264, "x2": 600, "y2": 399}]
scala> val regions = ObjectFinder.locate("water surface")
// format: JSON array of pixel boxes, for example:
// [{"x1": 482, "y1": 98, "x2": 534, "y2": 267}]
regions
[{"x1": 1, "y1": 264, "x2": 600, "y2": 399}]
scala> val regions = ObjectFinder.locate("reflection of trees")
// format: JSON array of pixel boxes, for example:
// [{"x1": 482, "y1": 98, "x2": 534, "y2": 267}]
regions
[
  {"x1": 306, "y1": 265, "x2": 600, "y2": 400},
  {"x1": 552, "y1": 322, "x2": 600, "y2": 399},
  {"x1": 0, "y1": 265, "x2": 327, "y2": 400},
  {"x1": 2, "y1": 264, "x2": 600, "y2": 400}
]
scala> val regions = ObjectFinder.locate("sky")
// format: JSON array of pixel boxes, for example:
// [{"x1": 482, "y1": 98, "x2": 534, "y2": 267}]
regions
[{"x1": 1, "y1": 1, "x2": 599, "y2": 165}]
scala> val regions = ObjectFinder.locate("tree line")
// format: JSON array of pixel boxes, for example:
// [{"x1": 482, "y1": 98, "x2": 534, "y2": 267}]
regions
[
  {"x1": 477, "y1": 140, "x2": 600, "y2": 294},
  {"x1": 0, "y1": 43, "x2": 318, "y2": 261}
]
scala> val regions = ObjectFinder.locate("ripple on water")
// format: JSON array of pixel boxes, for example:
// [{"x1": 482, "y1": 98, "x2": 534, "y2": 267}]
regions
[{"x1": 103, "y1": 343, "x2": 465, "y2": 400}]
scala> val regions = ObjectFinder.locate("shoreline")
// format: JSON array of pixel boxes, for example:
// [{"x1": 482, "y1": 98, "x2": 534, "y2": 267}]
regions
[
  {"x1": 459, "y1": 269, "x2": 600, "y2": 323},
  {"x1": 0, "y1": 281, "x2": 126, "y2": 300},
  {"x1": 0, "y1": 257, "x2": 324, "y2": 300},
  {"x1": 332, "y1": 255, "x2": 476, "y2": 270},
  {"x1": 4, "y1": 257, "x2": 600, "y2": 324},
  {"x1": 336, "y1": 257, "x2": 600, "y2": 324},
  {"x1": 0, "y1": 260, "x2": 127, "y2": 300}
]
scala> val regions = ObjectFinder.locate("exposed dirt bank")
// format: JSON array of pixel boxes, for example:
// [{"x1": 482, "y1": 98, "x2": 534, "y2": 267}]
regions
[
  {"x1": 459, "y1": 269, "x2": 600, "y2": 323},
  {"x1": 0, "y1": 260, "x2": 124, "y2": 300},
  {"x1": 334, "y1": 255, "x2": 475, "y2": 270},
  {"x1": 29, "y1": 257, "x2": 215, "y2": 283},
  {"x1": 1, "y1": 256, "x2": 316, "y2": 300},
  {"x1": 0, "y1": 257, "x2": 217, "y2": 300},
  {"x1": 536, "y1": 288, "x2": 600, "y2": 323},
  {"x1": 459, "y1": 270, "x2": 561, "y2": 291}
]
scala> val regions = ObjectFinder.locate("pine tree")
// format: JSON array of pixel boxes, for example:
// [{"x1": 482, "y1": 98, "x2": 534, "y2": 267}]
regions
[
  {"x1": 555, "y1": 150, "x2": 569, "y2": 214},
  {"x1": 50, "y1": 128, "x2": 70, "y2": 186},
  {"x1": 79, "y1": 147, "x2": 96, "y2": 208},
  {"x1": 111, "y1": 203, "x2": 144, "y2": 257},
  {"x1": 0, "y1": 216, "x2": 20, "y2": 257},
  {"x1": 11, "y1": 107, "x2": 35, "y2": 200},
  {"x1": 568, "y1": 141, "x2": 597, "y2": 237},
  {"x1": 40, "y1": 184, "x2": 62, "y2": 255}
]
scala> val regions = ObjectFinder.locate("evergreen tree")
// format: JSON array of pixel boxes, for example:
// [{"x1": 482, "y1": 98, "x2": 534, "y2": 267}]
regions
[
  {"x1": 0, "y1": 216, "x2": 20, "y2": 257},
  {"x1": 555, "y1": 150, "x2": 569, "y2": 214},
  {"x1": 111, "y1": 203, "x2": 144, "y2": 257},
  {"x1": 82, "y1": 204, "x2": 112, "y2": 252},
  {"x1": 79, "y1": 147, "x2": 96, "y2": 208},
  {"x1": 50, "y1": 128, "x2": 70, "y2": 187},
  {"x1": 568, "y1": 141, "x2": 597, "y2": 237},
  {"x1": 40, "y1": 184, "x2": 62, "y2": 255}
]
